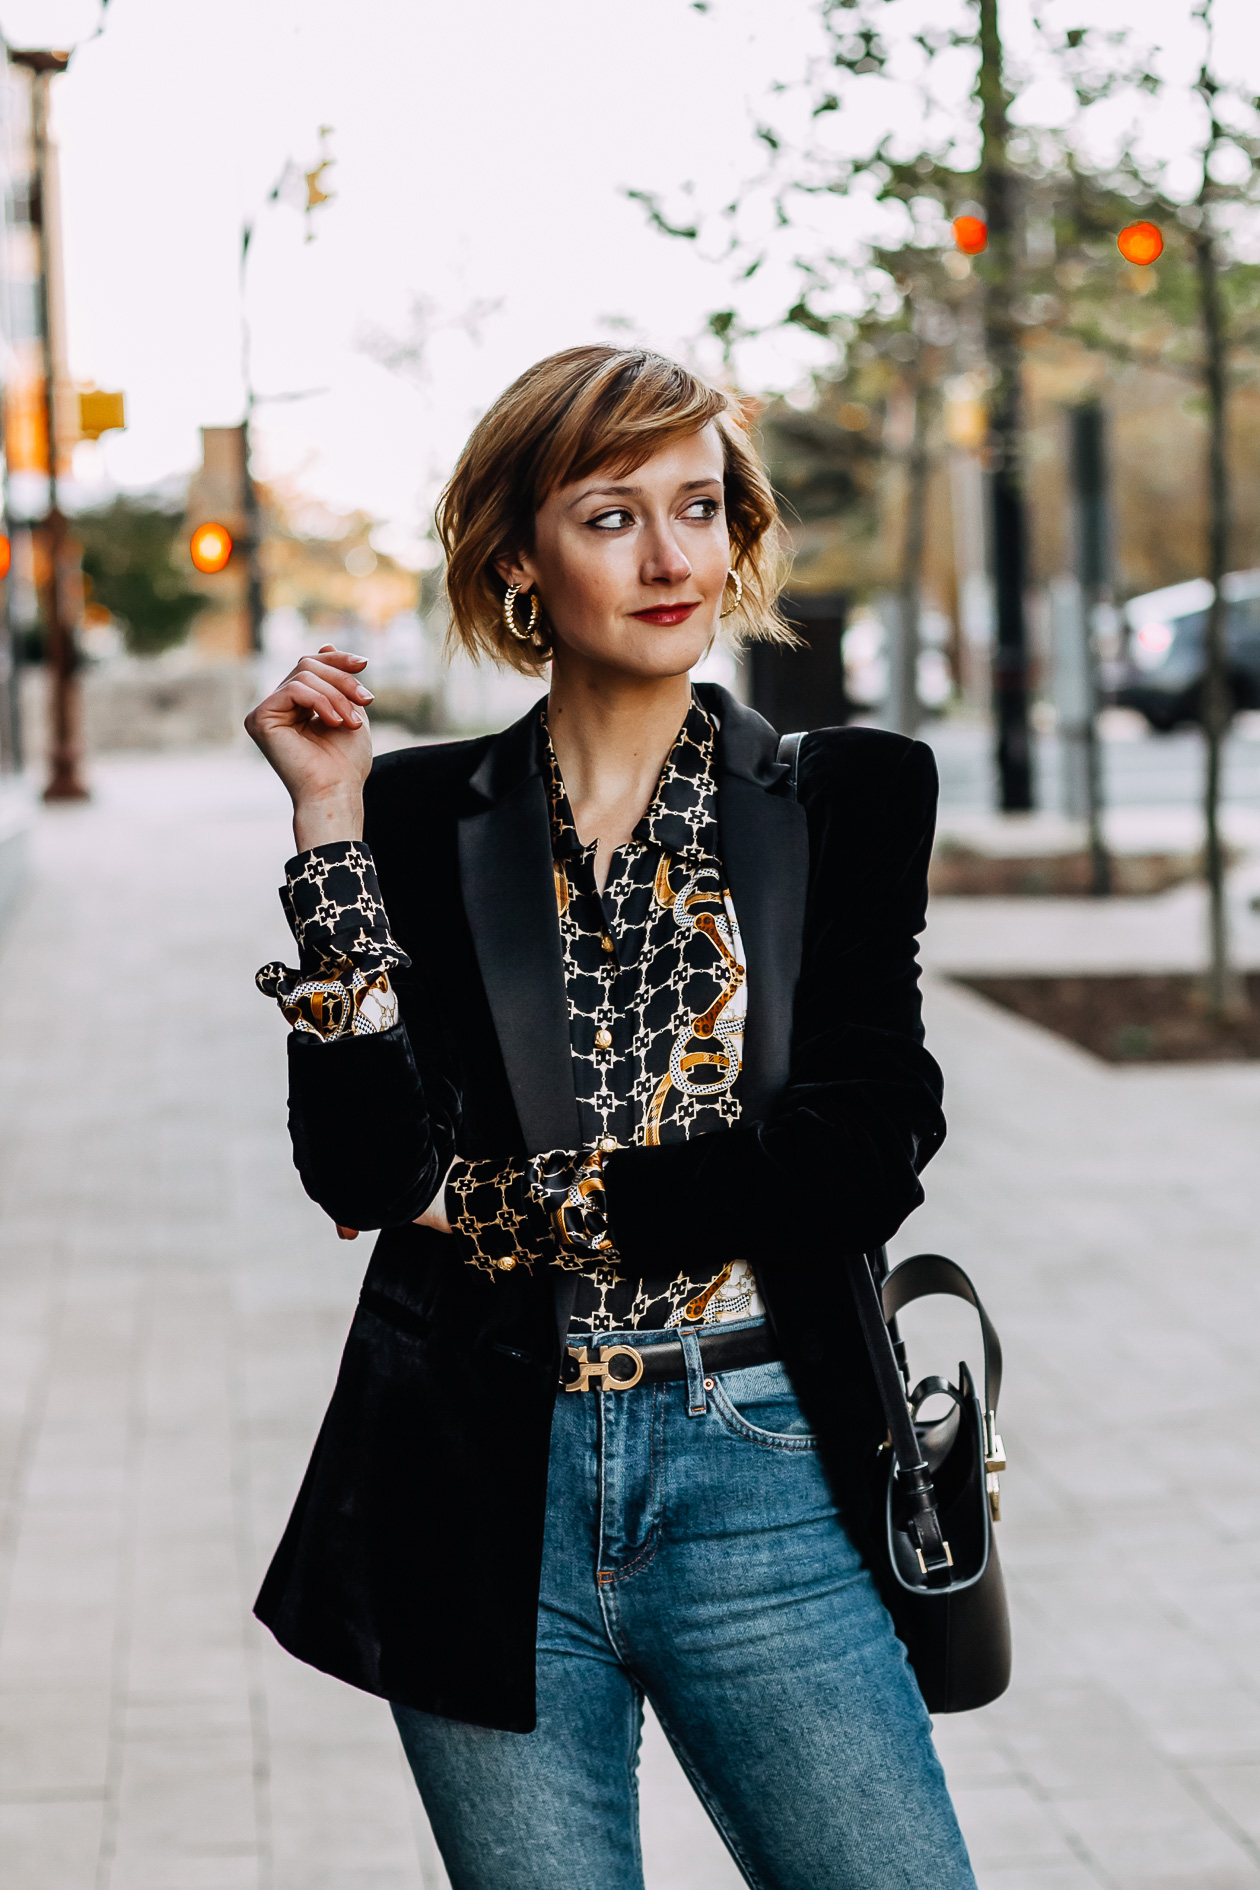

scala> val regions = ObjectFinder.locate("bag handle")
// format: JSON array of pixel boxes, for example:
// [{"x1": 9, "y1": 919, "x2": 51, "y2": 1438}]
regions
[
  {"x1": 880, "y1": 1253, "x2": 1003, "y2": 1418},
  {"x1": 879, "y1": 1249, "x2": 1008, "y2": 1521}
]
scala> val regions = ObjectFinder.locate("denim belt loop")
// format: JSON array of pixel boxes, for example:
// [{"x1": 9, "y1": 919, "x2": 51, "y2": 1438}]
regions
[{"x1": 678, "y1": 1326, "x2": 708, "y2": 1416}]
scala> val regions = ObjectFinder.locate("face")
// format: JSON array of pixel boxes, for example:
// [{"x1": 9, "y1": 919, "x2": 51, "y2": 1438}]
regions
[{"x1": 497, "y1": 423, "x2": 731, "y2": 680}]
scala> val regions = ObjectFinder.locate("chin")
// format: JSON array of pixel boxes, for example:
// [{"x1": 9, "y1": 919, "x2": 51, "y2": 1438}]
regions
[
  {"x1": 622, "y1": 623, "x2": 717, "y2": 678},
  {"x1": 551, "y1": 615, "x2": 719, "y2": 681}
]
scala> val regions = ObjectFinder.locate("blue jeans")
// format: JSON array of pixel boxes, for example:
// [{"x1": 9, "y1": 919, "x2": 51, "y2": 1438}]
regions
[{"x1": 394, "y1": 1322, "x2": 976, "y2": 1890}]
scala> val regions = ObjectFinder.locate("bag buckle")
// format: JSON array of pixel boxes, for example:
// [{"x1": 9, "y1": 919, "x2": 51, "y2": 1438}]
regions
[
  {"x1": 915, "y1": 1539, "x2": 955, "y2": 1576},
  {"x1": 984, "y1": 1409, "x2": 1006, "y2": 1522},
  {"x1": 563, "y1": 1343, "x2": 644, "y2": 1393}
]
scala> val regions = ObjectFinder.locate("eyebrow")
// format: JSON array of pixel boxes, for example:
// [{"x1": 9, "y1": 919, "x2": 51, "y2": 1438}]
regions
[{"x1": 569, "y1": 477, "x2": 722, "y2": 508}]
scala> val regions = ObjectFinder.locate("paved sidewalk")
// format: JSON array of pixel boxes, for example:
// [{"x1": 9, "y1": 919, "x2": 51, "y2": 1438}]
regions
[{"x1": 0, "y1": 746, "x2": 1258, "y2": 1888}]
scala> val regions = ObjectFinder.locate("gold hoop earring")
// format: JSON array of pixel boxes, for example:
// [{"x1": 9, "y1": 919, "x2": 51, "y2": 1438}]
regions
[
  {"x1": 720, "y1": 567, "x2": 743, "y2": 618},
  {"x1": 503, "y1": 584, "x2": 541, "y2": 642}
]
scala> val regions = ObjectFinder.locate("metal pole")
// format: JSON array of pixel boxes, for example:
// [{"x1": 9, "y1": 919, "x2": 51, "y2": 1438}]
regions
[
  {"x1": 239, "y1": 226, "x2": 265, "y2": 654},
  {"x1": 16, "y1": 52, "x2": 87, "y2": 801},
  {"x1": 0, "y1": 520, "x2": 17, "y2": 772},
  {"x1": 241, "y1": 408, "x2": 265, "y2": 654},
  {"x1": 977, "y1": 0, "x2": 1034, "y2": 812},
  {"x1": 891, "y1": 374, "x2": 933, "y2": 738}
]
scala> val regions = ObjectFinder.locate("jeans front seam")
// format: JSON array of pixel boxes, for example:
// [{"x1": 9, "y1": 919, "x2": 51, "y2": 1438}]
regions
[{"x1": 597, "y1": 1381, "x2": 665, "y2": 1587}]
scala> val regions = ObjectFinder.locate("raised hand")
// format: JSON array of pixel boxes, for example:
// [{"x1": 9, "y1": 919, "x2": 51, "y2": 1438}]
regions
[{"x1": 245, "y1": 644, "x2": 375, "y2": 849}]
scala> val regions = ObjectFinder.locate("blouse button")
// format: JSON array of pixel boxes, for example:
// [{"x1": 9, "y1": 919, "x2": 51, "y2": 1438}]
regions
[
  {"x1": 495, "y1": 1257, "x2": 517, "y2": 1272},
  {"x1": 600, "y1": 934, "x2": 615, "y2": 953},
  {"x1": 599, "y1": 1136, "x2": 617, "y2": 1153},
  {"x1": 594, "y1": 1027, "x2": 613, "y2": 1049}
]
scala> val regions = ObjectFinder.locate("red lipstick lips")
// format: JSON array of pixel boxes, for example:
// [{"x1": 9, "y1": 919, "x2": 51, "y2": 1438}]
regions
[{"x1": 631, "y1": 603, "x2": 700, "y2": 626}]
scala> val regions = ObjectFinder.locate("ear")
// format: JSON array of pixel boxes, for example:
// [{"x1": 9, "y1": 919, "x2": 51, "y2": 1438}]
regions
[{"x1": 493, "y1": 550, "x2": 537, "y2": 589}]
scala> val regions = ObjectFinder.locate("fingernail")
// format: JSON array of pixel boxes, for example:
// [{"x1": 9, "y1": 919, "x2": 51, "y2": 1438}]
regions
[
  {"x1": 348, "y1": 711, "x2": 362, "y2": 726},
  {"x1": 355, "y1": 686, "x2": 374, "y2": 702}
]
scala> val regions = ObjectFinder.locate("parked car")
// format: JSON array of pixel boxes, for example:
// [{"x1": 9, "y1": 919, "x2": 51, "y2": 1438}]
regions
[{"x1": 1111, "y1": 569, "x2": 1260, "y2": 730}]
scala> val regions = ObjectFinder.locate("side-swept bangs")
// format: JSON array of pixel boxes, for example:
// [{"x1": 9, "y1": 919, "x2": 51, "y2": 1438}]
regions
[{"x1": 437, "y1": 344, "x2": 791, "y2": 676}]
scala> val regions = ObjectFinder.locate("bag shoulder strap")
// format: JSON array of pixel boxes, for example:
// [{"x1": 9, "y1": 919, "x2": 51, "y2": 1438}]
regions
[
  {"x1": 776, "y1": 729, "x2": 805, "y2": 798},
  {"x1": 846, "y1": 1249, "x2": 953, "y2": 1577}
]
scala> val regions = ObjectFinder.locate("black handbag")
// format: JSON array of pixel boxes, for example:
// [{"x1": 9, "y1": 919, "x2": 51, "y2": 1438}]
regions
[
  {"x1": 852, "y1": 1246, "x2": 1011, "y2": 1713},
  {"x1": 776, "y1": 730, "x2": 1011, "y2": 1712}
]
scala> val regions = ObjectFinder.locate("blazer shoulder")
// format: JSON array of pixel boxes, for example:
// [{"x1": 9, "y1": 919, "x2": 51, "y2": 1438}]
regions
[
  {"x1": 798, "y1": 724, "x2": 937, "y2": 807},
  {"x1": 365, "y1": 733, "x2": 492, "y2": 815}
]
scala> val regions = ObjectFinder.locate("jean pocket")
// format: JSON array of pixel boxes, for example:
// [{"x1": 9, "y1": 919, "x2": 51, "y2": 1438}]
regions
[{"x1": 708, "y1": 1360, "x2": 818, "y2": 1449}]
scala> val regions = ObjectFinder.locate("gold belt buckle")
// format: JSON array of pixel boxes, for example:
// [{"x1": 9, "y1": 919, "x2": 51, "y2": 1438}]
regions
[{"x1": 563, "y1": 1343, "x2": 645, "y2": 1392}]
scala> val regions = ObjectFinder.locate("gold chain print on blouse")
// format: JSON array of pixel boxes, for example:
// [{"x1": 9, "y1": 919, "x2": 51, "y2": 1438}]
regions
[
  {"x1": 642, "y1": 851, "x2": 746, "y2": 1147},
  {"x1": 541, "y1": 698, "x2": 762, "y2": 1332}
]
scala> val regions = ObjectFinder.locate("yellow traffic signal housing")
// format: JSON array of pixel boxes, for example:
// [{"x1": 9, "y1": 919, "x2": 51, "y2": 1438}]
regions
[{"x1": 78, "y1": 389, "x2": 126, "y2": 441}]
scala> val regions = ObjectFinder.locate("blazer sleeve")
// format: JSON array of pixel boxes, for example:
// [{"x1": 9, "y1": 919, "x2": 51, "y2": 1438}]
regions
[
  {"x1": 281, "y1": 807, "x2": 461, "y2": 1235},
  {"x1": 601, "y1": 732, "x2": 945, "y2": 1267}
]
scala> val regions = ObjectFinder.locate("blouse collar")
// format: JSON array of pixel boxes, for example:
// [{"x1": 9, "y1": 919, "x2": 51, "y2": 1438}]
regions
[{"x1": 542, "y1": 695, "x2": 720, "y2": 864}]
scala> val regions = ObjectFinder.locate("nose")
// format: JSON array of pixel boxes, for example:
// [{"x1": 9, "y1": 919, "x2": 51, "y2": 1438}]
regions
[{"x1": 640, "y1": 522, "x2": 692, "y2": 588}]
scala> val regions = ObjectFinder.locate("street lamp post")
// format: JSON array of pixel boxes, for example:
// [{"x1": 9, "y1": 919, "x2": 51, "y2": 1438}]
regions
[
  {"x1": 10, "y1": 45, "x2": 89, "y2": 801},
  {"x1": 238, "y1": 225, "x2": 265, "y2": 655}
]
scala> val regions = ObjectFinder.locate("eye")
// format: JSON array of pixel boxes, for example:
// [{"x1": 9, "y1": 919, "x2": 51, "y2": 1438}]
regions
[
  {"x1": 681, "y1": 496, "x2": 720, "y2": 520},
  {"x1": 587, "y1": 507, "x2": 635, "y2": 531}
]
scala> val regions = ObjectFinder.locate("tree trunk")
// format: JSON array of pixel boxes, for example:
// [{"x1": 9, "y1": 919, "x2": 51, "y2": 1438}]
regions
[
  {"x1": 977, "y1": 0, "x2": 1034, "y2": 812},
  {"x1": 1069, "y1": 402, "x2": 1112, "y2": 896},
  {"x1": 1195, "y1": 172, "x2": 1242, "y2": 1016}
]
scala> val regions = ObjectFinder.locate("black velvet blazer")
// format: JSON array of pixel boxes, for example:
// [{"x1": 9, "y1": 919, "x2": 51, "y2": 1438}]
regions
[{"x1": 254, "y1": 683, "x2": 945, "y2": 1733}]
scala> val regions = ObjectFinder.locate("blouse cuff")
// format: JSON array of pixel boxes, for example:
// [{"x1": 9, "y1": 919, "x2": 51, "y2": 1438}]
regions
[
  {"x1": 256, "y1": 839, "x2": 410, "y2": 1042},
  {"x1": 446, "y1": 1159, "x2": 549, "y2": 1275},
  {"x1": 527, "y1": 1146, "x2": 617, "y2": 1265},
  {"x1": 444, "y1": 1147, "x2": 617, "y2": 1278}
]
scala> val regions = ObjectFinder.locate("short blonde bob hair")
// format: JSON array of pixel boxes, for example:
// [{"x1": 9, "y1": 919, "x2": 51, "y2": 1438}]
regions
[{"x1": 437, "y1": 344, "x2": 791, "y2": 676}]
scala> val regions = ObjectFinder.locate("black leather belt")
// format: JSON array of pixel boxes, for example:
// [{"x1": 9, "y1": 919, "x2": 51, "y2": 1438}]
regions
[{"x1": 560, "y1": 1322, "x2": 779, "y2": 1392}]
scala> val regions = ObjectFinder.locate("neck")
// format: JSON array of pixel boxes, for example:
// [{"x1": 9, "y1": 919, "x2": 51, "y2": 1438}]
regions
[{"x1": 546, "y1": 654, "x2": 693, "y2": 884}]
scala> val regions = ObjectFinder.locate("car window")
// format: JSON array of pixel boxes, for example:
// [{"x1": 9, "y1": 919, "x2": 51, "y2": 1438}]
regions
[
  {"x1": 1171, "y1": 609, "x2": 1207, "y2": 645},
  {"x1": 1229, "y1": 597, "x2": 1260, "y2": 643}
]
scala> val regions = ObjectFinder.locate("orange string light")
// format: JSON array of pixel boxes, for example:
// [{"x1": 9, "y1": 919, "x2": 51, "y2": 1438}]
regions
[
  {"x1": 953, "y1": 214, "x2": 988, "y2": 256},
  {"x1": 1117, "y1": 221, "x2": 1163, "y2": 266}
]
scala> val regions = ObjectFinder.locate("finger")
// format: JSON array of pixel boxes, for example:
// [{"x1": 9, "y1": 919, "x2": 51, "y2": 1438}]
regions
[
  {"x1": 293, "y1": 656, "x2": 375, "y2": 704},
  {"x1": 315, "y1": 645, "x2": 368, "y2": 670},
  {"x1": 336, "y1": 1225, "x2": 360, "y2": 1240},
  {"x1": 285, "y1": 679, "x2": 363, "y2": 727}
]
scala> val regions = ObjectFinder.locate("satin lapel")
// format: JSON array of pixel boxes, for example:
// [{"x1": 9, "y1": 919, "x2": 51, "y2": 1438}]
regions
[
  {"x1": 458, "y1": 773, "x2": 581, "y2": 1155},
  {"x1": 719, "y1": 774, "x2": 809, "y2": 1118}
]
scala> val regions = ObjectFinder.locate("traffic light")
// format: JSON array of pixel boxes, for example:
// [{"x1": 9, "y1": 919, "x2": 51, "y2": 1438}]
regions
[{"x1": 190, "y1": 522, "x2": 233, "y2": 573}]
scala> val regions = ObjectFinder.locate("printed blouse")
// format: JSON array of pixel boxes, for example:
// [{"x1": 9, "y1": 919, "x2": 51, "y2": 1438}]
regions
[{"x1": 257, "y1": 696, "x2": 762, "y2": 1333}]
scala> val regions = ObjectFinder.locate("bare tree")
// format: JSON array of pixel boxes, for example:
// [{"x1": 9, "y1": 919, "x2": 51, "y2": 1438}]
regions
[{"x1": 1042, "y1": 2, "x2": 1260, "y2": 1014}]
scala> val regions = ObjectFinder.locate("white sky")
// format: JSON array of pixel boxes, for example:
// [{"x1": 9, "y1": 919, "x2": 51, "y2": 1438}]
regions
[{"x1": 0, "y1": 0, "x2": 1254, "y2": 562}]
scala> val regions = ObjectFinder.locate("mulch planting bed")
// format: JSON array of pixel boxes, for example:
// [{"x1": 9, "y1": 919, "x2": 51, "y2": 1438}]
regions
[
  {"x1": 956, "y1": 973, "x2": 1260, "y2": 1063},
  {"x1": 929, "y1": 846, "x2": 1212, "y2": 897}
]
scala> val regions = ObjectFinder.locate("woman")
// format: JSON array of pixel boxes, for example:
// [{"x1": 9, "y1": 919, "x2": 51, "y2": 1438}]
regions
[{"x1": 245, "y1": 345, "x2": 974, "y2": 1889}]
